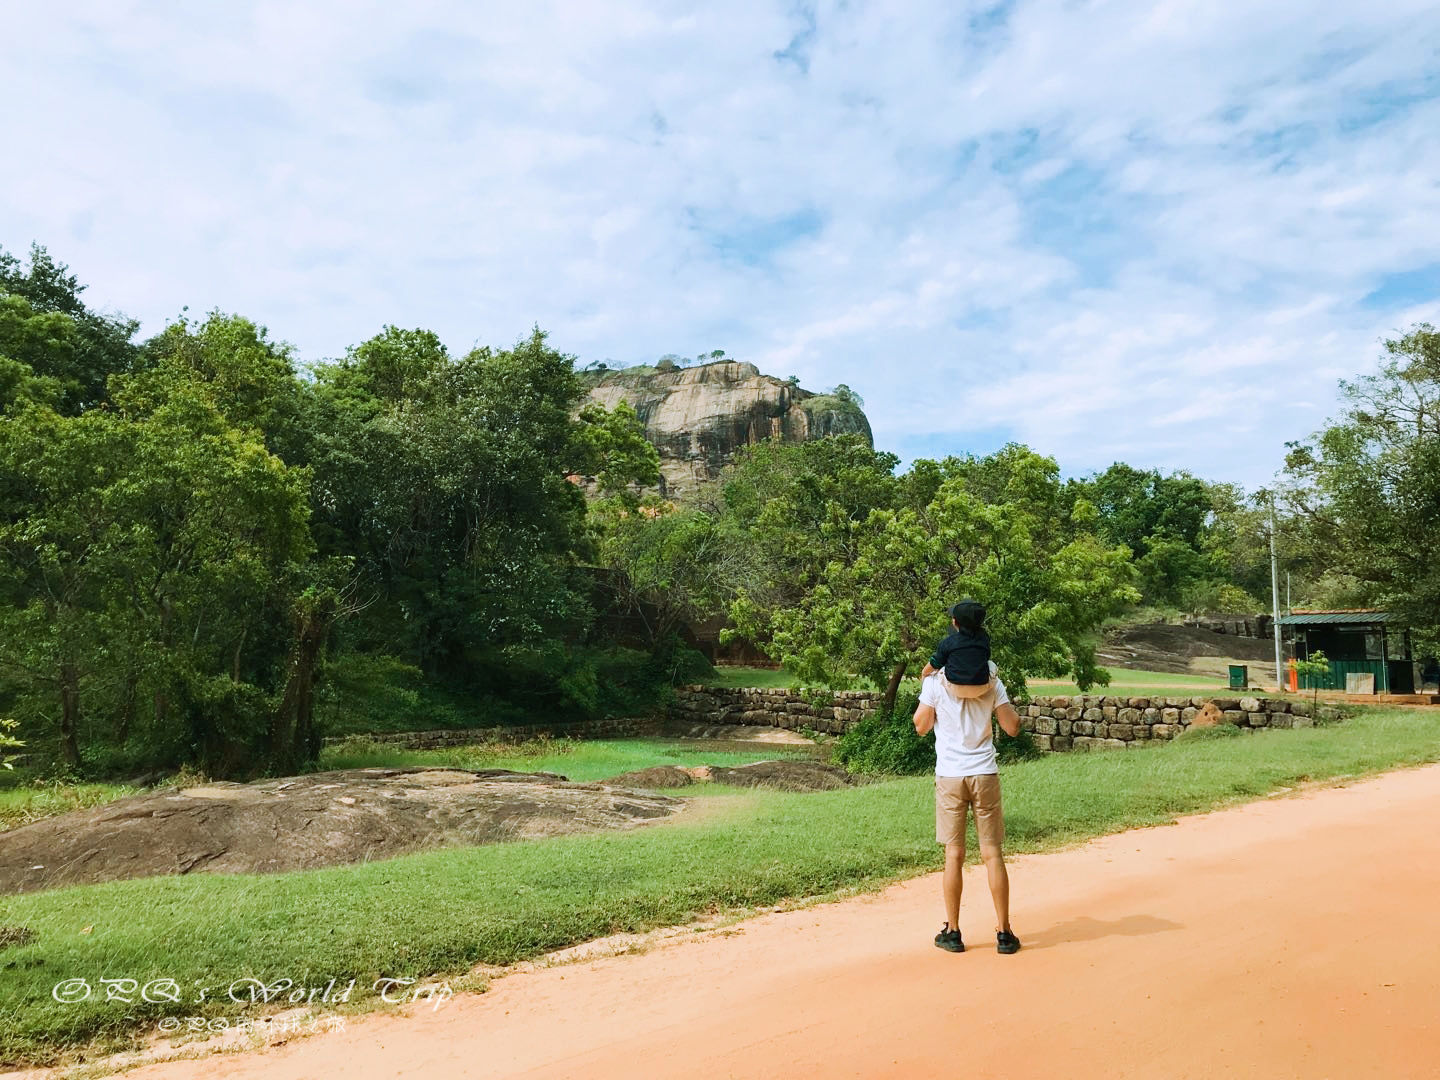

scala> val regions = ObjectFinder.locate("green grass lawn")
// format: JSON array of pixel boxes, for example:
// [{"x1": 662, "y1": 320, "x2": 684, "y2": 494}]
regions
[
  {"x1": 698, "y1": 665, "x2": 795, "y2": 689},
  {"x1": 0, "y1": 739, "x2": 820, "y2": 835},
  {"x1": 3, "y1": 706, "x2": 1439, "y2": 1066},
  {"x1": 318, "y1": 736, "x2": 821, "y2": 784},
  {"x1": 1027, "y1": 668, "x2": 1230, "y2": 697},
  {"x1": 0, "y1": 780, "x2": 140, "y2": 833}
]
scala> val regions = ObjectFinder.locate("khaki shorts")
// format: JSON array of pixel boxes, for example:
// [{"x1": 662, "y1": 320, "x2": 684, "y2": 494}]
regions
[{"x1": 935, "y1": 773, "x2": 1005, "y2": 851}]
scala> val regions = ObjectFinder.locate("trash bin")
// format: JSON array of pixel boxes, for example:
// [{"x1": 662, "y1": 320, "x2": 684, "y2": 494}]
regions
[{"x1": 1228, "y1": 665, "x2": 1248, "y2": 690}]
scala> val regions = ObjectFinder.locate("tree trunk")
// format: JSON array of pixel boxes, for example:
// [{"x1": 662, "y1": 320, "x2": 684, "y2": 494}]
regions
[
  {"x1": 882, "y1": 659, "x2": 908, "y2": 716},
  {"x1": 270, "y1": 596, "x2": 336, "y2": 773},
  {"x1": 115, "y1": 672, "x2": 137, "y2": 744},
  {"x1": 154, "y1": 597, "x2": 173, "y2": 733},
  {"x1": 232, "y1": 626, "x2": 247, "y2": 683},
  {"x1": 59, "y1": 662, "x2": 82, "y2": 767}
]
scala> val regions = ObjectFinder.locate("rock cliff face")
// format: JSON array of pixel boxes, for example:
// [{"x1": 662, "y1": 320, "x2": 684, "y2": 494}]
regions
[{"x1": 582, "y1": 361, "x2": 873, "y2": 498}]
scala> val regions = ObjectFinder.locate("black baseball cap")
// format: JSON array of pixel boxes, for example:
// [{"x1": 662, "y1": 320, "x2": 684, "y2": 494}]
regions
[{"x1": 950, "y1": 599, "x2": 985, "y2": 629}]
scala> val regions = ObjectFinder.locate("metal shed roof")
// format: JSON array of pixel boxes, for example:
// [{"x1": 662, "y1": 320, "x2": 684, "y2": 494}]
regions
[{"x1": 1276, "y1": 610, "x2": 1398, "y2": 626}]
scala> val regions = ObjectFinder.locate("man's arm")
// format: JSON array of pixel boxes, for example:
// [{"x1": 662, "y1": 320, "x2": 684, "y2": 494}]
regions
[
  {"x1": 994, "y1": 702, "x2": 1020, "y2": 737},
  {"x1": 913, "y1": 702, "x2": 937, "y2": 737}
]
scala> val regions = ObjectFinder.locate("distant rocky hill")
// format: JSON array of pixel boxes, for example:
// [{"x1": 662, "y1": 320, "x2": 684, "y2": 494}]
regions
[
  {"x1": 1098, "y1": 622, "x2": 1280, "y2": 676},
  {"x1": 580, "y1": 360, "x2": 873, "y2": 499}
]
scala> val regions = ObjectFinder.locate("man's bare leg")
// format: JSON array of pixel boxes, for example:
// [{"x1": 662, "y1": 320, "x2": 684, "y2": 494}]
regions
[
  {"x1": 943, "y1": 842, "x2": 965, "y2": 928},
  {"x1": 980, "y1": 845, "x2": 1011, "y2": 933}
]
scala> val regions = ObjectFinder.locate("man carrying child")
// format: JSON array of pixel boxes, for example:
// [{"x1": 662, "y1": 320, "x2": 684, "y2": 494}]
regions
[{"x1": 913, "y1": 599, "x2": 1022, "y2": 955}]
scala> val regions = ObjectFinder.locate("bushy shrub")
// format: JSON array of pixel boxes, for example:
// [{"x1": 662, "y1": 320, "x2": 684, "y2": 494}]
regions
[
  {"x1": 317, "y1": 653, "x2": 481, "y2": 736},
  {"x1": 480, "y1": 637, "x2": 709, "y2": 722},
  {"x1": 833, "y1": 709, "x2": 935, "y2": 774},
  {"x1": 587, "y1": 638, "x2": 711, "y2": 718},
  {"x1": 1, "y1": 717, "x2": 21, "y2": 770},
  {"x1": 317, "y1": 636, "x2": 712, "y2": 739},
  {"x1": 834, "y1": 688, "x2": 1041, "y2": 773},
  {"x1": 833, "y1": 689, "x2": 932, "y2": 774},
  {"x1": 995, "y1": 727, "x2": 1043, "y2": 763}
]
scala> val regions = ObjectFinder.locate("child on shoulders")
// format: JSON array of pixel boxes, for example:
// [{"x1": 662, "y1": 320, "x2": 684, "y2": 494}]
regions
[{"x1": 920, "y1": 599, "x2": 993, "y2": 698}]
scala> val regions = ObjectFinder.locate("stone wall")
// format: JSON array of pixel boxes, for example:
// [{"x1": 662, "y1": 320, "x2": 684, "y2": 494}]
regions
[
  {"x1": 669, "y1": 686, "x2": 883, "y2": 735},
  {"x1": 334, "y1": 691, "x2": 1342, "y2": 753},
  {"x1": 1016, "y1": 694, "x2": 1337, "y2": 751},
  {"x1": 669, "y1": 686, "x2": 1342, "y2": 751}
]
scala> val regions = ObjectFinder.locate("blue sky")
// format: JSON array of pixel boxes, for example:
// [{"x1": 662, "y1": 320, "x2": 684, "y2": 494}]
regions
[{"x1": 3, "y1": 0, "x2": 1438, "y2": 486}]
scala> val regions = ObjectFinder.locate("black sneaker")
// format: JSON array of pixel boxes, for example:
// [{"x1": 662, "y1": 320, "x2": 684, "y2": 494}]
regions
[
  {"x1": 996, "y1": 929, "x2": 1021, "y2": 954},
  {"x1": 934, "y1": 924, "x2": 964, "y2": 952}
]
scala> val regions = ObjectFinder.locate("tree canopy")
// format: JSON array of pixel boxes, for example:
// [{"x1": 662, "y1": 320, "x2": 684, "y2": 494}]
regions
[
  {"x1": 0, "y1": 244, "x2": 141, "y2": 412},
  {"x1": 1282, "y1": 324, "x2": 1440, "y2": 631},
  {"x1": 12, "y1": 238, "x2": 1423, "y2": 777},
  {"x1": 722, "y1": 443, "x2": 1136, "y2": 709},
  {"x1": 0, "y1": 246, "x2": 664, "y2": 778}
]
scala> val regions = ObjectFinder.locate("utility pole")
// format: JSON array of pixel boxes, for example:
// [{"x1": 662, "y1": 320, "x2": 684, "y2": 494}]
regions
[{"x1": 1270, "y1": 498, "x2": 1284, "y2": 690}]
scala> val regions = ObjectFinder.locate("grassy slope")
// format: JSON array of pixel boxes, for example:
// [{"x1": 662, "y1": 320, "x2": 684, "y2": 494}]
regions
[
  {"x1": 0, "y1": 782, "x2": 139, "y2": 832},
  {"x1": 318, "y1": 737, "x2": 818, "y2": 783},
  {"x1": 0, "y1": 740, "x2": 818, "y2": 834},
  {"x1": 3, "y1": 707, "x2": 1440, "y2": 1064},
  {"x1": 699, "y1": 666, "x2": 796, "y2": 689}
]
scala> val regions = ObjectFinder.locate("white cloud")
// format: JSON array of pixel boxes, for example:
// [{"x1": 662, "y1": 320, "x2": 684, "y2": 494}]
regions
[{"x1": 2, "y1": 0, "x2": 1438, "y2": 486}]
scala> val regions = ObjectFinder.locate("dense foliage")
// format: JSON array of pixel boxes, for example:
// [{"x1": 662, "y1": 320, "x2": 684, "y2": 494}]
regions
[
  {"x1": 729, "y1": 443, "x2": 1139, "y2": 708},
  {"x1": 1281, "y1": 325, "x2": 1440, "y2": 635},
  {"x1": 0, "y1": 246, "x2": 668, "y2": 778},
  {"x1": 6, "y1": 240, "x2": 1426, "y2": 779},
  {"x1": 1069, "y1": 464, "x2": 1269, "y2": 610}
]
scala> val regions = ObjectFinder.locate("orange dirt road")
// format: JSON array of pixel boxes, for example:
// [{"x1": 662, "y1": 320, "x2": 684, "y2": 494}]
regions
[{"x1": 123, "y1": 765, "x2": 1440, "y2": 1080}]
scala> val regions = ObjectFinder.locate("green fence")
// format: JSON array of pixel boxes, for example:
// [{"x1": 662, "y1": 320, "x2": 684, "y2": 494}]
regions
[{"x1": 1300, "y1": 659, "x2": 1389, "y2": 693}]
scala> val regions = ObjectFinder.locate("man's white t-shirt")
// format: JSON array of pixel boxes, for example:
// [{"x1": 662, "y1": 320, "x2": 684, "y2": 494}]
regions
[{"x1": 919, "y1": 665, "x2": 1010, "y2": 778}]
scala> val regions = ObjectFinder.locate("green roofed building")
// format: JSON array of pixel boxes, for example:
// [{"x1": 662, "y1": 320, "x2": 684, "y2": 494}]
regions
[{"x1": 1277, "y1": 610, "x2": 1414, "y2": 694}]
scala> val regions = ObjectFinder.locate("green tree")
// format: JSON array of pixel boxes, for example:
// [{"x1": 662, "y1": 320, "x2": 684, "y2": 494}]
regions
[
  {"x1": 719, "y1": 436, "x2": 901, "y2": 653},
  {"x1": 572, "y1": 399, "x2": 661, "y2": 502},
  {"x1": 0, "y1": 293, "x2": 76, "y2": 410},
  {"x1": 308, "y1": 327, "x2": 655, "y2": 676},
  {"x1": 1133, "y1": 535, "x2": 1211, "y2": 607},
  {"x1": 0, "y1": 243, "x2": 142, "y2": 411},
  {"x1": 1293, "y1": 649, "x2": 1330, "y2": 709},
  {"x1": 323, "y1": 325, "x2": 449, "y2": 406},
  {"x1": 757, "y1": 469, "x2": 1137, "y2": 711},
  {"x1": 0, "y1": 404, "x2": 124, "y2": 764},
  {"x1": 1196, "y1": 482, "x2": 1273, "y2": 606},
  {"x1": 1282, "y1": 324, "x2": 1440, "y2": 630},
  {"x1": 136, "y1": 311, "x2": 308, "y2": 459},
  {"x1": 1081, "y1": 464, "x2": 1211, "y2": 554},
  {"x1": 1072, "y1": 463, "x2": 1225, "y2": 606},
  {"x1": 599, "y1": 504, "x2": 732, "y2": 648},
  {"x1": 926, "y1": 443, "x2": 1082, "y2": 552},
  {"x1": 0, "y1": 370, "x2": 313, "y2": 773}
]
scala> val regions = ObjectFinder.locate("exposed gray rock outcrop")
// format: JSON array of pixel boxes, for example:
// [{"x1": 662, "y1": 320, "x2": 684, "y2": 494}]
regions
[
  {"x1": 0, "y1": 768, "x2": 683, "y2": 895},
  {"x1": 582, "y1": 361, "x2": 872, "y2": 499}
]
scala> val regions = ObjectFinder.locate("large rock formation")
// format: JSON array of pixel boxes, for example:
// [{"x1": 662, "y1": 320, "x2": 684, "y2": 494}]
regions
[{"x1": 582, "y1": 361, "x2": 872, "y2": 499}]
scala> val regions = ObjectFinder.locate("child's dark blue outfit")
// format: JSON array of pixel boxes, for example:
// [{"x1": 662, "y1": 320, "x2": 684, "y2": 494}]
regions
[{"x1": 930, "y1": 628, "x2": 992, "y2": 687}]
